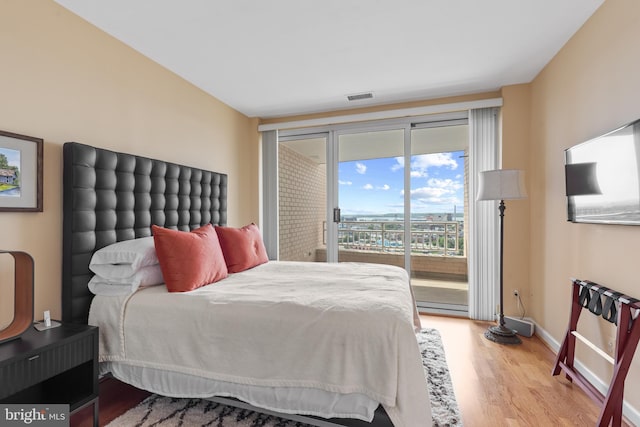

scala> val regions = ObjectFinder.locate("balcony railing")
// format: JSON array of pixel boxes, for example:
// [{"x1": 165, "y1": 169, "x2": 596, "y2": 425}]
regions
[{"x1": 324, "y1": 220, "x2": 464, "y2": 257}]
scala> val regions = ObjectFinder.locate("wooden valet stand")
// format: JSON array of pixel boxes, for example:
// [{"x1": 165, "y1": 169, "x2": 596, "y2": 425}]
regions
[{"x1": 552, "y1": 279, "x2": 640, "y2": 427}]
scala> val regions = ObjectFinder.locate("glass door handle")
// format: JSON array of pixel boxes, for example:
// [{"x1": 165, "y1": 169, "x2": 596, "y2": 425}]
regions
[{"x1": 333, "y1": 208, "x2": 341, "y2": 223}]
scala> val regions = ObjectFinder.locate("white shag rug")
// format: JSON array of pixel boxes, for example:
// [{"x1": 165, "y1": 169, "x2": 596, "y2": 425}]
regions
[{"x1": 107, "y1": 328, "x2": 462, "y2": 427}]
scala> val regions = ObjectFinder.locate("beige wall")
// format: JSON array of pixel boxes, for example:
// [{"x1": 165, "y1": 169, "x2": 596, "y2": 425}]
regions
[
  {"x1": 499, "y1": 84, "x2": 532, "y2": 316},
  {"x1": 529, "y1": 0, "x2": 640, "y2": 416},
  {"x1": 0, "y1": 1, "x2": 259, "y2": 322}
]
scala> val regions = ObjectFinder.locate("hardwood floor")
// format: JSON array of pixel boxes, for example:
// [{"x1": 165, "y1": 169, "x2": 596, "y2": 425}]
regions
[
  {"x1": 421, "y1": 314, "x2": 632, "y2": 427},
  {"x1": 71, "y1": 378, "x2": 150, "y2": 427},
  {"x1": 71, "y1": 315, "x2": 633, "y2": 426}
]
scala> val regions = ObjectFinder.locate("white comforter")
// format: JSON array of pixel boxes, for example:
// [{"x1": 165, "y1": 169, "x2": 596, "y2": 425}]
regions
[{"x1": 89, "y1": 261, "x2": 431, "y2": 427}]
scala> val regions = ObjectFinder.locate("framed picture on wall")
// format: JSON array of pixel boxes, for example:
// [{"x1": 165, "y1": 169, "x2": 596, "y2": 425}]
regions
[{"x1": 0, "y1": 130, "x2": 43, "y2": 212}]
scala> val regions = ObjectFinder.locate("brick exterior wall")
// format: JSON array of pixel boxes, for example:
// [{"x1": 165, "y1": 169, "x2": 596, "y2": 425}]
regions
[
  {"x1": 278, "y1": 144, "x2": 326, "y2": 261},
  {"x1": 315, "y1": 249, "x2": 468, "y2": 280}
]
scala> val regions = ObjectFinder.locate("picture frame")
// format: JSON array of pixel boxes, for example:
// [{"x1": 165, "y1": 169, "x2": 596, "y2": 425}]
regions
[{"x1": 0, "y1": 130, "x2": 43, "y2": 212}]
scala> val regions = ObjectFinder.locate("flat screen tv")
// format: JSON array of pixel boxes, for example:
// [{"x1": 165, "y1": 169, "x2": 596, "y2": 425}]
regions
[{"x1": 565, "y1": 118, "x2": 640, "y2": 225}]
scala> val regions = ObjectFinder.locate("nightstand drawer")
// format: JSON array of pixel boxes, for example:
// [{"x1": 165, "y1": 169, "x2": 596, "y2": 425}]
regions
[{"x1": 0, "y1": 332, "x2": 94, "y2": 399}]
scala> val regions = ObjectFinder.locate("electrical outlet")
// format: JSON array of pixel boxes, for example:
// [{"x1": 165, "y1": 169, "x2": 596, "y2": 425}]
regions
[
  {"x1": 607, "y1": 340, "x2": 615, "y2": 356},
  {"x1": 513, "y1": 289, "x2": 519, "y2": 297}
]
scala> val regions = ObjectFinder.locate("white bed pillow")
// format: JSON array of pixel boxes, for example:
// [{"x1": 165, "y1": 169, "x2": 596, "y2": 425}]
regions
[
  {"x1": 91, "y1": 263, "x2": 151, "y2": 280},
  {"x1": 90, "y1": 236, "x2": 158, "y2": 270},
  {"x1": 88, "y1": 281, "x2": 135, "y2": 296},
  {"x1": 88, "y1": 265, "x2": 164, "y2": 296}
]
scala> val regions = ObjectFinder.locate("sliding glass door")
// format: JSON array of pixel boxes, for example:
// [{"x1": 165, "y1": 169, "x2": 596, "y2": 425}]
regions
[
  {"x1": 335, "y1": 128, "x2": 405, "y2": 269},
  {"x1": 409, "y1": 123, "x2": 469, "y2": 313},
  {"x1": 275, "y1": 114, "x2": 470, "y2": 314}
]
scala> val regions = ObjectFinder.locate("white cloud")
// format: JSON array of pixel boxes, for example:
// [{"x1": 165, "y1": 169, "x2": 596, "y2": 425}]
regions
[
  {"x1": 391, "y1": 157, "x2": 404, "y2": 172},
  {"x1": 377, "y1": 184, "x2": 390, "y2": 191},
  {"x1": 355, "y1": 162, "x2": 367, "y2": 174},
  {"x1": 410, "y1": 187, "x2": 451, "y2": 199},
  {"x1": 408, "y1": 177, "x2": 463, "y2": 206},
  {"x1": 411, "y1": 153, "x2": 458, "y2": 174},
  {"x1": 363, "y1": 183, "x2": 373, "y2": 190},
  {"x1": 427, "y1": 178, "x2": 463, "y2": 191},
  {"x1": 391, "y1": 153, "x2": 458, "y2": 178},
  {"x1": 339, "y1": 180, "x2": 352, "y2": 186}
]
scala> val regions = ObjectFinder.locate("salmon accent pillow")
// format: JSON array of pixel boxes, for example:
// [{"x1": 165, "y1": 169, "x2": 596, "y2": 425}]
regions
[
  {"x1": 152, "y1": 224, "x2": 228, "y2": 292},
  {"x1": 215, "y1": 223, "x2": 269, "y2": 273}
]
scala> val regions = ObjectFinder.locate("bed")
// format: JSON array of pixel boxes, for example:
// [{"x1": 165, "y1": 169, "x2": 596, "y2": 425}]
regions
[{"x1": 61, "y1": 142, "x2": 431, "y2": 427}]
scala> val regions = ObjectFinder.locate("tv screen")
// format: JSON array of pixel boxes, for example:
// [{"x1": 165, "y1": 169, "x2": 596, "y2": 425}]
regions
[{"x1": 565, "y1": 118, "x2": 640, "y2": 225}]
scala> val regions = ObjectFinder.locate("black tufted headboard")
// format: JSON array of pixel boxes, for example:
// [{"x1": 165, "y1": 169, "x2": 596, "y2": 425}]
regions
[{"x1": 62, "y1": 142, "x2": 228, "y2": 324}]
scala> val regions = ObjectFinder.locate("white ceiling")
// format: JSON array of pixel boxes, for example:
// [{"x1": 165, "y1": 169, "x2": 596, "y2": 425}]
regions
[{"x1": 54, "y1": 0, "x2": 604, "y2": 119}]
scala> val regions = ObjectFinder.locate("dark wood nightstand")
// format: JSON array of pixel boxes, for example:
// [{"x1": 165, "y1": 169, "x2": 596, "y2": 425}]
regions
[{"x1": 0, "y1": 323, "x2": 98, "y2": 427}]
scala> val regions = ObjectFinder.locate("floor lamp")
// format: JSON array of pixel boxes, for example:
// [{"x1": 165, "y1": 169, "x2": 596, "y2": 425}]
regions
[{"x1": 477, "y1": 169, "x2": 527, "y2": 345}]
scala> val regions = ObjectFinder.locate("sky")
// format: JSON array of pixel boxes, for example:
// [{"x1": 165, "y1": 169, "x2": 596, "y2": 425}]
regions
[
  {"x1": 0, "y1": 148, "x2": 20, "y2": 169},
  {"x1": 338, "y1": 150, "x2": 465, "y2": 216}
]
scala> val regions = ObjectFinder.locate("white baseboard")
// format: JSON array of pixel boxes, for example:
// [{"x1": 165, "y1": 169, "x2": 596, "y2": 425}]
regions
[{"x1": 532, "y1": 320, "x2": 640, "y2": 426}]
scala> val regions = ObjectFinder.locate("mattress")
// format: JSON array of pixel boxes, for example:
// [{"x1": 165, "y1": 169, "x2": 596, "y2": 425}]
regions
[{"x1": 89, "y1": 261, "x2": 430, "y2": 427}]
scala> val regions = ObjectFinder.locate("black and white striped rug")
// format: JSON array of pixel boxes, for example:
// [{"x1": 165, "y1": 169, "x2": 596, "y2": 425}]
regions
[{"x1": 106, "y1": 328, "x2": 461, "y2": 427}]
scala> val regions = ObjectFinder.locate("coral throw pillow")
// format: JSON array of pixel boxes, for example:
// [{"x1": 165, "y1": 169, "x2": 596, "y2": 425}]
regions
[
  {"x1": 152, "y1": 224, "x2": 228, "y2": 292},
  {"x1": 215, "y1": 223, "x2": 269, "y2": 273}
]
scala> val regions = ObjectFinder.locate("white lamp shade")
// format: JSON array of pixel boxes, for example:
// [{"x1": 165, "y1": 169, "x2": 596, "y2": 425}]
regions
[{"x1": 477, "y1": 169, "x2": 527, "y2": 201}]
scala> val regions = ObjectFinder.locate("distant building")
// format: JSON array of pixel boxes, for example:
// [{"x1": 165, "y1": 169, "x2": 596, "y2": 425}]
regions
[{"x1": 0, "y1": 169, "x2": 16, "y2": 184}]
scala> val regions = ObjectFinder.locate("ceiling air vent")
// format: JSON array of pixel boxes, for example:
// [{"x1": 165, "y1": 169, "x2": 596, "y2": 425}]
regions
[{"x1": 347, "y1": 92, "x2": 373, "y2": 101}]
